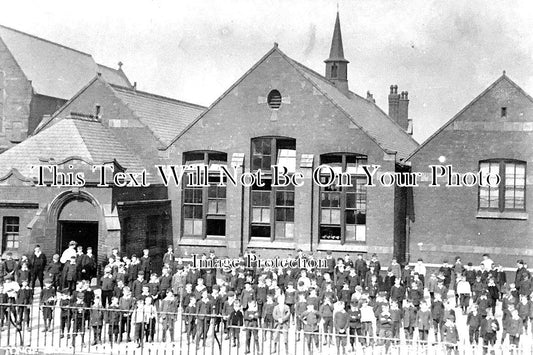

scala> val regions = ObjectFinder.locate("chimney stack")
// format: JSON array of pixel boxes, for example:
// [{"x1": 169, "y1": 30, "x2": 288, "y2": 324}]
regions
[
  {"x1": 398, "y1": 91, "x2": 409, "y2": 131},
  {"x1": 388, "y1": 85, "x2": 400, "y2": 123}
]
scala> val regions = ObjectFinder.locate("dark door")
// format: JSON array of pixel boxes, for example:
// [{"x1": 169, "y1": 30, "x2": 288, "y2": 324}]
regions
[{"x1": 59, "y1": 221, "x2": 99, "y2": 260}]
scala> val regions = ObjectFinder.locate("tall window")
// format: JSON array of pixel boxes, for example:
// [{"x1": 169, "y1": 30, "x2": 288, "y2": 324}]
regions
[
  {"x1": 479, "y1": 160, "x2": 526, "y2": 212},
  {"x1": 2, "y1": 216, "x2": 20, "y2": 251},
  {"x1": 250, "y1": 137, "x2": 296, "y2": 241},
  {"x1": 319, "y1": 154, "x2": 367, "y2": 244},
  {"x1": 182, "y1": 152, "x2": 227, "y2": 237}
]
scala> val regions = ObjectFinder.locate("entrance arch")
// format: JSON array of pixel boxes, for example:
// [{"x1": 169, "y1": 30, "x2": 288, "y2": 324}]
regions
[{"x1": 47, "y1": 190, "x2": 104, "y2": 260}]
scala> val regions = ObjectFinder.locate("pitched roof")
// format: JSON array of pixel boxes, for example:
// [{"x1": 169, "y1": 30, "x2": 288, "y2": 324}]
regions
[
  {"x1": 97, "y1": 64, "x2": 131, "y2": 88},
  {"x1": 326, "y1": 12, "x2": 348, "y2": 63},
  {"x1": 405, "y1": 73, "x2": 532, "y2": 161},
  {"x1": 0, "y1": 118, "x2": 147, "y2": 181},
  {"x1": 285, "y1": 55, "x2": 418, "y2": 160},
  {"x1": 0, "y1": 24, "x2": 131, "y2": 100},
  {"x1": 110, "y1": 85, "x2": 206, "y2": 146}
]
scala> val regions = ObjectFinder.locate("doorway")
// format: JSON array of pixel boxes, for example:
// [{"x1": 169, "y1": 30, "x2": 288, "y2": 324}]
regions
[{"x1": 58, "y1": 221, "x2": 99, "y2": 260}]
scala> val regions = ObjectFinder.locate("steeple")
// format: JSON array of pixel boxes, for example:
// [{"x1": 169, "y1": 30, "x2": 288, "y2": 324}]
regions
[{"x1": 325, "y1": 11, "x2": 349, "y2": 95}]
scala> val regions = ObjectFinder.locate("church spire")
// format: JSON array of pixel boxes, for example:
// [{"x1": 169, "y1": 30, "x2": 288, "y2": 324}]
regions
[{"x1": 325, "y1": 11, "x2": 350, "y2": 95}]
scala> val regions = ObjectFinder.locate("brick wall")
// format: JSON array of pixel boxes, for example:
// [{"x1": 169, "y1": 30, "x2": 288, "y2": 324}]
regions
[{"x1": 408, "y1": 77, "x2": 533, "y2": 267}]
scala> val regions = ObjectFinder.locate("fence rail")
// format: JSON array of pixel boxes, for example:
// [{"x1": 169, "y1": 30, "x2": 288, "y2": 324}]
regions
[{"x1": 0, "y1": 302, "x2": 530, "y2": 354}]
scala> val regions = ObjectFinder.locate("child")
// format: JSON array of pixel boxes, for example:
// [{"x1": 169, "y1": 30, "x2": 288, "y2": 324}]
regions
[
  {"x1": 301, "y1": 303, "x2": 320, "y2": 353},
  {"x1": 480, "y1": 309, "x2": 499, "y2": 351},
  {"x1": 333, "y1": 301, "x2": 349, "y2": 354},
  {"x1": 431, "y1": 293, "x2": 445, "y2": 342},
  {"x1": 17, "y1": 263, "x2": 30, "y2": 286},
  {"x1": 147, "y1": 273, "x2": 160, "y2": 306},
  {"x1": 0, "y1": 284, "x2": 7, "y2": 329},
  {"x1": 106, "y1": 296, "x2": 121, "y2": 343},
  {"x1": 403, "y1": 299, "x2": 416, "y2": 345},
  {"x1": 131, "y1": 272, "x2": 146, "y2": 300},
  {"x1": 222, "y1": 291, "x2": 236, "y2": 338},
  {"x1": 261, "y1": 294, "x2": 275, "y2": 340},
  {"x1": 45, "y1": 254, "x2": 62, "y2": 290},
  {"x1": 441, "y1": 316, "x2": 459, "y2": 354},
  {"x1": 319, "y1": 296, "x2": 334, "y2": 345},
  {"x1": 416, "y1": 301, "x2": 431, "y2": 343},
  {"x1": 348, "y1": 302, "x2": 362, "y2": 351},
  {"x1": 467, "y1": 304, "x2": 482, "y2": 345},
  {"x1": 244, "y1": 300, "x2": 260, "y2": 354},
  {"x1": 377, "y1": 303, "x2": 393, "y2": 353},
  {"x1": 390, "y1": 301, "x2": 402, "y2": 345},
  {"x1": 16, "y1": 279, "x2": 32, "y2": 328},
  {"x1": 132, "y1": 299, "x2": 145, "y2": 348},
  {"x1": 229, "y1": 300, "x2": 244, "y2": 347},
  {"x1": 100, "y1": 267, "x2": 115, "y2": 308},
  {"x1": 160, "y1": 291, "x2": 178, "y2": 342},
  {"x1": 63, "y1": 256, "x2": 78, "y2": 294},
  {"x1": 59, "y1": 289, "x2": 71, "y2": 339},
  {"x1": 360, "y1": 299, "x2": 375, "y2": 346},
  {"x1": 143, "y1": 296, "x2": 157, "y2": 343},
  {"x1": 456, "y1": 275, "x2": 472, "y2": 315},
  {"x1": 507, "y1": 309, "x2": 523, "y2": 347},
  {"x1": 41, "y1": 279, "x2": 56, "y2": 332},
  {"x1": 295, "y1": 293, "x2": 307, "y2": 341},
  {"x1": 90, "y1": 298, "x2": 104, "y2": 345},
  {"x1": 119, "y1": 286, "x2": 134, "y2": 342},
  {"x1": 184, "y1": 296, "x2": 197, "y2": 345},
  {"x1": 72, "y1": 293, "x2": 87, "y2": 345}
]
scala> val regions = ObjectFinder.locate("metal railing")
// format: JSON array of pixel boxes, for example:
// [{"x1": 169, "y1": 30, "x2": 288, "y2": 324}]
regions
[{"x1": 0, "y1": 302, "x2": 531, "y2": 354}]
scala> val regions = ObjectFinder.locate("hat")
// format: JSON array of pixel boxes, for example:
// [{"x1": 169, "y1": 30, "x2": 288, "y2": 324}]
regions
[
  {"x1": 69, "y1": 241, "x2": 77, "y2": 246},
  {"x1": 467, "y1": 262, "x2": 473, "y2": 266},
  {"x1": 212, "y1": 285, "x2": 220, "y2": 291},
  {"x1": 227, "y1": 291, "x2": 235, "y2": 297}
]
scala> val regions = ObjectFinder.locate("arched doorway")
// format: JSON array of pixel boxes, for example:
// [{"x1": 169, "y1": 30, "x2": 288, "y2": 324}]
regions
[{"x1": 57, "y1": 198, "x2": 99, "y2": 260}]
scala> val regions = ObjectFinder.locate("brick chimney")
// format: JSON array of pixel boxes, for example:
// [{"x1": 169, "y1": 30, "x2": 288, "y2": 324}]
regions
[
  {"x1": 388, "y1": 85, "x2": 400, "y2": 123},
  {"x1": 398, "y1": 91, "x2": 409, "y2": 131}
]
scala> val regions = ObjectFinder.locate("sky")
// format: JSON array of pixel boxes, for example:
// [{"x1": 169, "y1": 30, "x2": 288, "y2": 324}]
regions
[{"x1": 1, "y1": 0, "x2": 533, "y2": 142}]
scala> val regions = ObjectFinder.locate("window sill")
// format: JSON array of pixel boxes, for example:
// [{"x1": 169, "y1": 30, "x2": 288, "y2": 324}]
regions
[
  {"x1": 317, "y1": 241, "x2": 368, "y2": 252},
  {"x1": 476, "y1": 210, "x2": 528, "y2": 220},
  {"x1": 247, "y1": 238, "x2": 296, "y2": 249},
  {"x1": 179, "y1": 236, "x2": 227, "y2": 247}
]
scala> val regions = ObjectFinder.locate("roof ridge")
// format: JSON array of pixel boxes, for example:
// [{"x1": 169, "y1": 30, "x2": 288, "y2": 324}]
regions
[
  {"x1": 110, "y1": 84, "x2": 207, "y2": 110},
  {"x1": 405, "y1": 73, "x2": 523, "y2": 161},
  {"x1": 0, "y1": 24, "x2": 92, "y2": 57},
  {"x1": 67, "y1": 119, "x2": 95, "y2": 162}
]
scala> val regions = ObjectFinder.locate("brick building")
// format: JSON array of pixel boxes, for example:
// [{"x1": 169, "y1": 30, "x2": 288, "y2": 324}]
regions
[
  {"x1": 406, "y1": 73, "x2": 532, "y2": 267},
  {"x1": 0, "y1": 75, "x2": 204, "y2": 267},
  {"x1": 0, "y1": 25, "x2": 131, "y2": 152},
  {"x1": 164, "y1": 13, "x2": 418, "y2": 260}
]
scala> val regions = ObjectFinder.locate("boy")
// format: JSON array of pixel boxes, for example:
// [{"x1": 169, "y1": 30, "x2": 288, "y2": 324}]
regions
[
  {"x1": 319, "y1": 296, "x2": 334, "y2": 346},
  {"x1": 301, "y1": 303, "x2": 320, "y2": 353},
  {"x1": 132, "y1": 299, "x2": 145, "y2": 348},
  {"x1": 16, "y1": 279, "x2": 32, "y2": 328},
  {"x1": 119, "y1": 286, "x2": 134, "y2": 342},
  {"x1": 106, "y1": 296, "x2": 121, "y2": 343},
  {"x1": 184, "y1": 295, "x2": 197, "y2": 344},
  {"x1": 41, "y1": 279, "x2": 56, "y2": 332},
  {"x1": 228, "y1": 299, "x2": 244, "y2": 347},
  {"x1": 45, "y1": 254, "x2": 62, "y2": 291},
  {"x1": 100, "y1": 267, "x2": 115, "y2": 308},
  {"x1": 63, "y1": 256, "x2": 78, "y2": 293},
  {"x1": 140, "y1": 249, "x2": 152, "y2": 281},
  {"x1": 333, "y1": 300, "x2": 349, "y2": 355},
  {"x1": 294, "y1": 293, "x2": 307, "y2": 341},
  {"x1": 90, "y1": 298, "x2": 104, "y2": 345},
  {"x1": 160, "y1": 291, "x2": 178, "y2": 342},
  {"x1": 467, "y1": 304, "x2": 482, "y2": 345},
  {"x1": 244, "y1": 300, "x2": 260, "y2": 354},
  {"x1": 441, "y1": 316, "x2": 459, "y2": 355},
  {"x1": 143, "y1": 296, "x2": 157, "y2": 343},
  {"x1": 0, "y1": 284, "x2": 7, "y2": 329},
  {"x1": 377, "y1": 303, "x2": 393, "y2": 353},
  {"x1": 131, "y1": 272, "x2": 146, "y2": 301},
  {"x1": 390, "y1": 301, "x2": 402, "y2": 345},
  {"x1": 403, "y1": 299, "x2": 416, "y2": 345},
  {"x1": 59, "y1": 289, "x2": 71, "y2": 339},
  {"x1": 416, "y1": 301, "x2": 431, "y2": 343},
  {"x1": 262, "y1": 294, "x2": 275, "y2": 340},
  {"x1": 480, "y1": 309, "x2": 499, "y2": 352},
  {"x1": 360, "y1": 299, "x2": 375, "y2": 346},
  {"x1": 348, "y1": 302, "x2": 362, "y2": 351},
  {"x1": 431, "y1": 293, "x2": 445, "y2": 342}
]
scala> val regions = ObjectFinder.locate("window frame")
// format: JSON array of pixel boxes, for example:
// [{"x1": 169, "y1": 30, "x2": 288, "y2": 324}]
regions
[
  {"x1": 478, "y1": 159, "x2": 526, "y2": 213},
  {"x1": 249, "y1": 137, "x2": 296, "y2": 242},
  {"x1": 181, "y1": 151, "x2": 228, "y2": 239},
  {"x1": 2, "y1": 216, "x2": 20, "y2": 251},
  {"x1": 319, "y1": 153, "x2": 367, "y2": 245}
]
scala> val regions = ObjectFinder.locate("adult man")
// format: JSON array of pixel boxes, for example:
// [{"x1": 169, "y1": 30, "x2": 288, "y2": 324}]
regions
[
  {"x1": 80, "y1": 247, "x2": 97, "y2": 281},
  {"x1": 272, "y1": 295, "x2": 290, "y2": 354},
  {"x1": 60, "y1": 241, "x2": 77, "y2": 264},
  {"x1": 29, "y1": 245, "x2": 47, "y2": 291},
  {"x1": 515, "y1": 260, "x2": 530, "y2": 293}
]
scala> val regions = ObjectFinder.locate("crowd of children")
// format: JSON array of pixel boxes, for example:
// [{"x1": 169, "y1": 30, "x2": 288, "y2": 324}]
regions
[{"x1": 0, "y1": 244, "x2": 532, "y2": 354}]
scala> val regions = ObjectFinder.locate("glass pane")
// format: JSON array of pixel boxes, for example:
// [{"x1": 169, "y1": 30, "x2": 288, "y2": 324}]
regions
[
  {"x1": 331, "y1": 209, "x2": 341, "y2": 224},
  {"x1": 285, "y1": 222, "x2": 294, "y2": 238},
  {"x1": 184, "y1": 189, "x2": 193, "y2": 203},
  {"x1": 194, "y1": 206, "x2": 203, "y2": 219},
  {"x1": 262, "y1": 209, "x2": 270, "y2": 222},
  {"x1": 208, "y1": 200, "x2": 218, "y2": 214},
  {"x1": 321, "y1": 193, "x2": 330, "y2": 208},
  {"x1": 276, "y1": 208, "x2": 285, "y2": 221},
  {"x1": 7, "y1": 241, "x2": 13, "y2": 248},
  {"x1": 286, "y1": 208, "x2": 294, "y2": 222},
  {"x1": 208, "y1": 186, "x2": 217, "y2": 198},
  {"x1": 321, "y1": 209, "x2": 330, "y2": 224},
  {"x1": 252, "y1": 208, "x2": 263, "y2": 223},
  {"x1": 479, "y1": 187, "x2": 489, "y2": 208},
  {"x1": 356, "y1": 225, "x2": 366, "y2": 242},
  {"x1": 275, "y1": 221, "x2": 285, "y2": 238},
  {"x1": 252, "y1": 157, "x2": 262, "y2": 171},
  {"x1": 192, "y1": 220, "x2": 202, "y2": 235},
  {"x1": 345, "y1": 210, "x2": 355, "y2": 224},
  {"x1": 346, "y1": 194, "x2": 356, "y2": 209},
  {"x1": 262, "y1": 156, "x2": 272, "y2": 170},
  {"x1": 356, "y1": 212, "x2": 366, "y2": 225},
  {"x1": 218, "y1": 200, "x2": 226, "y2": 214},
  {"x1": 184, "y1": 220, "x2": 193, "y2": 235},
  {"x1": 277, "y1": 149, "x2": 296, "y2": 173},
  {"x1": 13, "y1": 241, "x2": 19, "y2": 249},
  {"x1": 330, "y1": 193, "x2": 340, "y2": 208},
  {"x1": 346, "y1": 225, "x2": 356, "y2": 240}
]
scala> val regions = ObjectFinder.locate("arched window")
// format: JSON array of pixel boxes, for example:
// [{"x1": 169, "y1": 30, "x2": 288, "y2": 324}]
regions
[
  {"x1": 479, "y1": 159, "x2": 526, "y2": 212},
  {"x1": 250, "y1": 137, "x2": 296, "y2": 241},
  {"x1": 319, "y1": 153, "x2": 367, "y2": 244},
  {"x1": 182, "y1": 151, "x2": 227, "y2": 238}
]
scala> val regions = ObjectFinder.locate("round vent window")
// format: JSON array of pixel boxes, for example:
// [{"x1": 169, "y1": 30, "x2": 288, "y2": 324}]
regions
[{"x1": 267, "y1": 90, "x2": 282, "y2": 109}]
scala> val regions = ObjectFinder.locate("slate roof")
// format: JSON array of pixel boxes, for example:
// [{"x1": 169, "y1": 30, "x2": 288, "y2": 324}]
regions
[
  {"x1": 0, "y1": 24, "x2": 131, "y2": 100},
  {"x1": 0, "y1": 118, "x2": 147, "y2": 181},
  {"x1": 110, "y1": 85, "x2": 206, "y2": 146},
  {"x1": 286, "y1": 54, "x2": 419, "y2": 160}
]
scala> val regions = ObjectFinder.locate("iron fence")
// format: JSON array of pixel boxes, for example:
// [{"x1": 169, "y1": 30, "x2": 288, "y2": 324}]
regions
[{"x1": 0, "y1": 302, "x2": 531, "y2": 354}]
